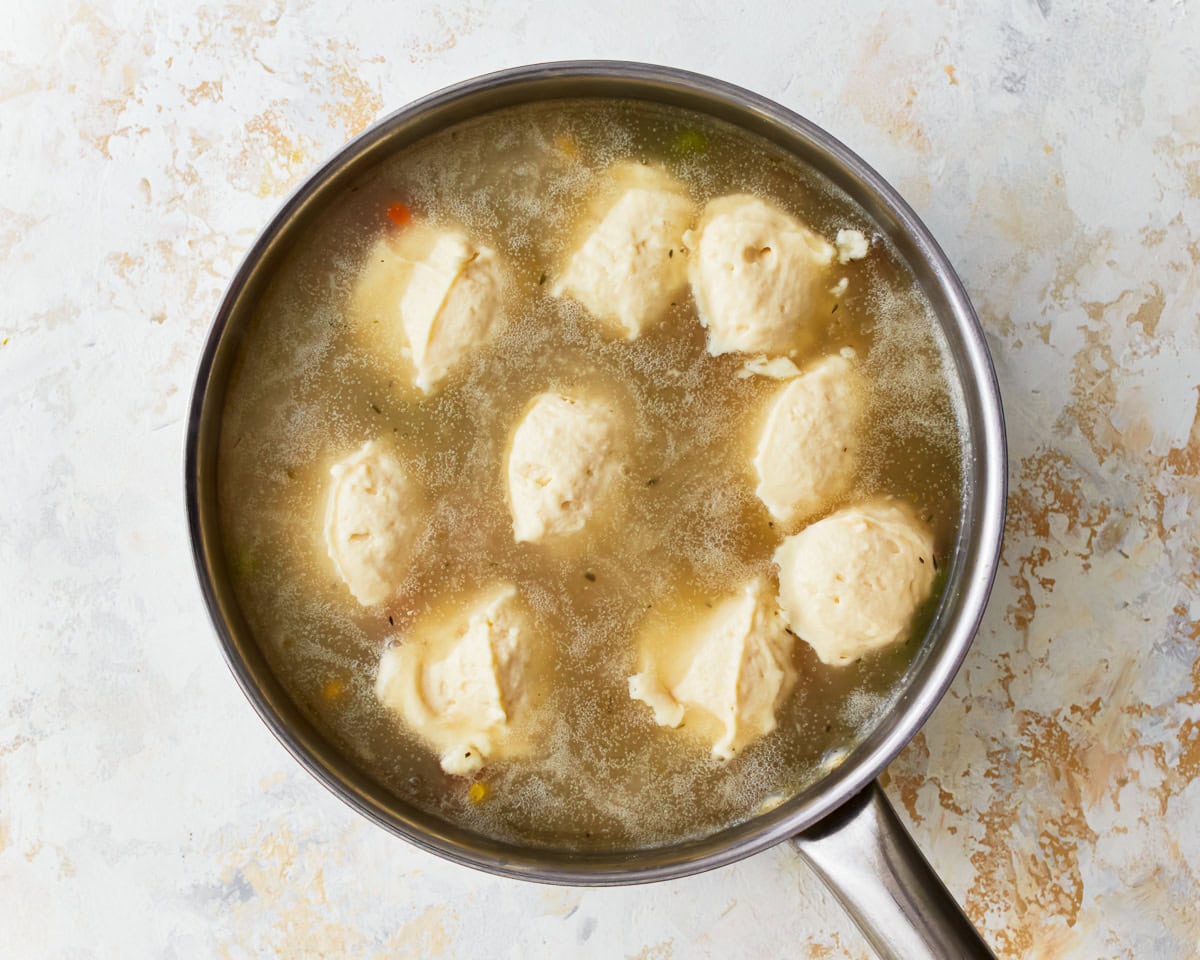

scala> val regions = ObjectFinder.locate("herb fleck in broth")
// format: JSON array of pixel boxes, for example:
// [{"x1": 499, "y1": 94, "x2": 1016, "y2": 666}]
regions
[{"x1": 217, "y1": 99, "x2": 964, "y2": 850}]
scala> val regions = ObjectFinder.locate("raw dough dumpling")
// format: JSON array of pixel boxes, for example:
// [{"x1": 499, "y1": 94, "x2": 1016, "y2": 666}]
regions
[
  {"x1": 505, "y1": 391, "x2": 624, "y2": 544},
  {"x1": 349, "y1": 222, "x2": 503, "y2": 393},
  {"x1": 552, "y1": 163, "x2": 696, "y2": 339},
  {"x1": 685, "y1": 195, "x2": 835, "y2": 356},
  {"x1": 628, "y1": 580, "x2": 797, "y2": 760},
  {"x1": 753, "y1": 350, "x2": 865, "y2": 525},
  {"x1": 324, "y1": 440, "x2": 424, "y2": 606},
  {"x1": 774, "y1": 499, "x2": 937, "y2": 666},
  {"x1": 376, "y1": 583, "x2": 537, "y2": 775}
]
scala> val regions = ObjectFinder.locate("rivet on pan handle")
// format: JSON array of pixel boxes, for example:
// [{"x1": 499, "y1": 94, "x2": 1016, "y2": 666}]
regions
[{"x1": 792, "y1": 780, "x2": 997, "y2": 960}]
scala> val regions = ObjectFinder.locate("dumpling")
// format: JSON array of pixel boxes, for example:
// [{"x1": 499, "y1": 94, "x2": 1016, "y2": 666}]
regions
[
  {"x1": 348, "y1": 222, "x2": 503, "y2": 393},
  {"x1": 324, "y1": 440, "x2": 424, "y2": 606},
  {"x1": 628, "y1": 580, "x2": 797, "y2": 760},
  {"x1": 375, "y1": 583, "x2": 538, "y2": 775},
  {"x1": 505, "y1": 391, "x2": 624, "y2": 544},
  {"x1": 753, "y1": 350, "x2": 865, "y2": 526},
  {"x1": 685, "y1": 195, "x2": 835, "y2": 356},
  {"x1": 774, "y1": 499, "x2": 937, "y2": 666},
  {"x1": 552, "y1": 163, "x2": 696, "y2": 339}
]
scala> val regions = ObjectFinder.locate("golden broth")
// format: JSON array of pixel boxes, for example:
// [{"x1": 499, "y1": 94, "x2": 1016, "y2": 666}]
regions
[{"x1": 217, "y1": 99, "x2": 964, "y2": 849}]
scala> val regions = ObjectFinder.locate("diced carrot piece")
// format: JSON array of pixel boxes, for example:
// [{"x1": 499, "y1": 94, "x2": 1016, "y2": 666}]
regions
[
  {"x1": 386, "y1": 202, "x2": 412, "y2": 227},
  {"x1": 322, "y1": 678, "x2": 346, "y2": 702}
]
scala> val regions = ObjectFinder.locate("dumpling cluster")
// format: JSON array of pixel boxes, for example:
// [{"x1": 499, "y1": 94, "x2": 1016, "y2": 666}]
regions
[
  {"x1": 311, "y1": 169, "x2": 934, "y2": 774},
  {"x1": 551, "y1": 166, "x2": 867, "y2": 359}
]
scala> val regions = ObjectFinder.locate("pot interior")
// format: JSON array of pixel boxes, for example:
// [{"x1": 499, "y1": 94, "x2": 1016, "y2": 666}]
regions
[{"x1": 187, "y1": 62, "x2": 1006, "y2": 884}]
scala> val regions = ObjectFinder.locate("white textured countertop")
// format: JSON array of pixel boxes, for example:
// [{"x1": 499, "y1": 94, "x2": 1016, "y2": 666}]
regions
[{"x1": 3, "y1": 2, "x2": 1199, "y2": 957}]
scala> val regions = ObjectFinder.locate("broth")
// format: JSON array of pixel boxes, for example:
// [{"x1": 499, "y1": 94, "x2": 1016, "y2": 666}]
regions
[{"x1": 217, "y1": 98, "x2": 964, "y2": 849}]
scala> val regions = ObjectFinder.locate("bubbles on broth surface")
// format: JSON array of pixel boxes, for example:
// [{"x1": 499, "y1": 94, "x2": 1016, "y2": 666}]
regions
[{"x1": 217, "y1": 99, "x2": 965, "y2": 850}]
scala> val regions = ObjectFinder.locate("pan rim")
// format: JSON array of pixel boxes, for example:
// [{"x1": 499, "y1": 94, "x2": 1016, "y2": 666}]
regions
[{"x1": 184, "y1": 59, "x2": 1007, "y2": 885}]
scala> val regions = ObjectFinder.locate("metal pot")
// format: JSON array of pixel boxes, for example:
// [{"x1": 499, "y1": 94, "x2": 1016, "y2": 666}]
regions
[{"x1": 186, "y1": 61, "x2": 1006, "y2": 960}]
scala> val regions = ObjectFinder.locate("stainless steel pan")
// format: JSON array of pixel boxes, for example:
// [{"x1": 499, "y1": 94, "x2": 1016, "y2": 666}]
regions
[{"x1": 186, "y1": 62, "x2": 1006, "y2": 960}]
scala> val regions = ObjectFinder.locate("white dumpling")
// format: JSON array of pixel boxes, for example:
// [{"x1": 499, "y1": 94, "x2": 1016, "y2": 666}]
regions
[
  {"x1": 753, "y1": 350, "x2": 865, "y2": 526},
  {"x1": 774, "y1": 499, "x2": 937, "y2": 666},
  {"x1": 323, "y1": 440, "x2": 424, "y2": 606},
  {"x1": 375, "y1": 583, "x2": 537, "y2": 775},
  {"x1": 552, "y1": 163, "x2": 696, "y2": 339},
  {"x1": 505, "y1": 391, "x2": 624, "y2": 544},
  {"x1": 628, "y1": 580, "x2": 797, "y2": 760},
  {"x1": 348, "y1": 222, "x2": 503, "y2": 393},
  {"x1": 685, "y1": 194, "x2": 835, "y2": 356}
]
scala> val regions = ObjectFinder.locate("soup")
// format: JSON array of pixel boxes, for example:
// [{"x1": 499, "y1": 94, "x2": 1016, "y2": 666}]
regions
[{"x1": 217, "y1": 98, "x2": 964, "y2": 850}]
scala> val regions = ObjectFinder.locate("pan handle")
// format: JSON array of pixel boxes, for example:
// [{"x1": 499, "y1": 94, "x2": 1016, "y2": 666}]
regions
[{"x1": 791, "y1": 779, "x2": 996, "y2": 960}]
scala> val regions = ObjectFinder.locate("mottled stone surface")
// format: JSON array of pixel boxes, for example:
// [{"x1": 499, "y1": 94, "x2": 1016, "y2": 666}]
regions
[{"x1": 2, "y1": 1, "x2": 1199, "y2": 957}]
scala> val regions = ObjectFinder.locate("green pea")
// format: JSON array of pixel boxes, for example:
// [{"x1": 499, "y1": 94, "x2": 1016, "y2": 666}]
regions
[{"x1": 672, "y1": 127, "x2": 707, "y2": 156}]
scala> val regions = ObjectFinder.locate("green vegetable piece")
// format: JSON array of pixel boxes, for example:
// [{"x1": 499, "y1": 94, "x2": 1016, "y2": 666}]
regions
[
  {"x1": 672, "y1": 128, "x2": 707, "y2": 156},
  {"x1": 230, "y1": 548, "x2": 257, "y2": 578}
]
